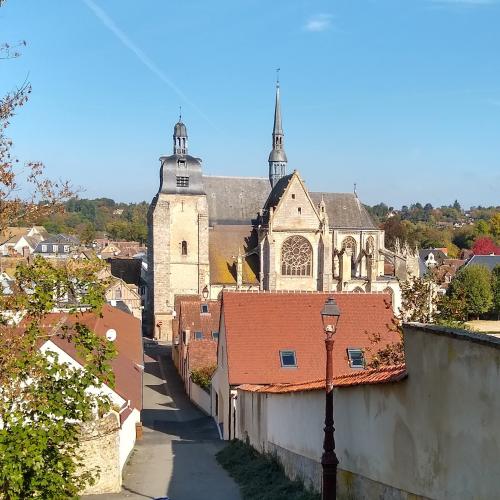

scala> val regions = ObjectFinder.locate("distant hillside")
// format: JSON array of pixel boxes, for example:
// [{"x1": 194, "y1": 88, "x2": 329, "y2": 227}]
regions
[{"x1": 36, "y1": 198, "x2": 148, "y2": 244}]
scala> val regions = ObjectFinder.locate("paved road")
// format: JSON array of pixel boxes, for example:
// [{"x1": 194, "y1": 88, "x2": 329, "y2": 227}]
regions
[{"x1": 85, "y1": 341, "x2": 241, "y2": 500}]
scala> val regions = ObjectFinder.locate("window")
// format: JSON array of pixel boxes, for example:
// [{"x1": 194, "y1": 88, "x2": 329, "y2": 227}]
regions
[
  {"x1": 114, "y1": 288, "x2": 122, "y2": 300},
  {"x1": 298, "y1": 207, "x2": 302, "y2": 215},
  {"x1": 182, "y1": 331, "x2": 187, "y2": 344},
  {"x1": 291, "y1": 194, "x2": 295, "y2": 199},
  {"x1": 52, "y1": 245, "x2": 58, "y2": 253},
  {"x1": 176, "y1": 176, "x2": 189, "y2": 187},
  {"x1": 212, "y1": 331, "x2": 219, "y2": 340},
  {"x1": 177, "y1": 159, "x2": 186, "y2": 168},
  {"x1": 281, "y1": 236, "x2": 312, "y2": 276},
  {"x1": 347, "y1": 349, "x2": 365, "y2": 369},
  {"x1": 200, "y1": 303, "x2": 209, "y2": 314},
  {"x1": 194, "y1": 331, "x2": 203, "y2": 340},
  {"x1": 41, "y1": 244, "x2": 47, "y2": 252},
  {"x1": 280, "y1": 350, "x2": 297, "y2": 367},
  {"x1": 181, "y1": 240, "x2": 188, "y2": 256}
]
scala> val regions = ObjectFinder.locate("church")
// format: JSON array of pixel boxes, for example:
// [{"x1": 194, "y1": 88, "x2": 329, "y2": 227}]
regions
[{"x1": 147, "y1": 84, "x2": 418, "y2": 340}]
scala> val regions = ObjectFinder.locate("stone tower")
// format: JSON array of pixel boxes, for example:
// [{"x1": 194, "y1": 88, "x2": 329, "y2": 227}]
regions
[
  {"x1": 268, "y1": 81, "x2": 287, "y2": 188},
  {"x1": 147, "y1": 117, "x2": 209, "y2": 340}
]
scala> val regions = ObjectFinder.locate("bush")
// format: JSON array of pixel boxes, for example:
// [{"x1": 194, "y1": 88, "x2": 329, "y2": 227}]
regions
[
  {"x1": 216, "y1": 440, "x2": 320, "y2": 500},
  {"x1": 190, "y1": 364, "x2": 216, "y2": 391}
]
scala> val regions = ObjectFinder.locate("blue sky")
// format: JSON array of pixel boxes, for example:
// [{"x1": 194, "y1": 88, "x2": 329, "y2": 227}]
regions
[{"x1": 2, "y1": 0, "x2": 500, "y2": 207}]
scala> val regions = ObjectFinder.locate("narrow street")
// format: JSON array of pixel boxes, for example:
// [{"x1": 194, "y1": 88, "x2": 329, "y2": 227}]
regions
[{"x1": 86, "y1": 341, "x2": 241, "y2": 500}]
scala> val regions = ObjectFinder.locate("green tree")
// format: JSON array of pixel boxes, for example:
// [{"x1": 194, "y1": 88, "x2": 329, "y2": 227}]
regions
[
  {"x1": 448, "y1": 265, "x2": 493, "y2": 320},
  {"x1": 492, "y1": 265, "x2": 500, "y2": 319},
  {"x1": 0, "y1": 257, "x2": 115, "y2": 499}
]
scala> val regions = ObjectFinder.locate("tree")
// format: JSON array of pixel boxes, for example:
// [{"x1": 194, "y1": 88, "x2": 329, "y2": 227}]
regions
[
  {"x1": 472, "y1": 237, "x2": 500, "y2": 256},
  {"x1": 490, "y1": 213, "x2": 500, "y2": 240},
  {"x1": 492, "y1": 265, "x2": 500, "y2": 320},
  {"x1": 453, "y1": 199, "x2": 461, "y2": 212},
  {"x1": 448, "y1": 265, "x2": 493, "y2": 320},
  {"x1": 0, "y1": 7, "x2": 112, "y2": 495},
  {"x1": 0, "y1": 257, "x2": 115, "y2": 499}
]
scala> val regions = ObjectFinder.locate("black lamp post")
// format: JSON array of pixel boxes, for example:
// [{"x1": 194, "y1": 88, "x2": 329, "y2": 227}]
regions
[
  {"x1": 320, "y1": 297, "x2": 341, "y2": 500},
  {"x1": 202, "y1": 285, "x2": 209, "y2": 301}
]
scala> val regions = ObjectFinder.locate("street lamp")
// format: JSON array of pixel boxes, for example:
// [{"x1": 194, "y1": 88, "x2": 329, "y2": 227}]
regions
[
  {"x1": 202, "y1": 285, "x2": 209, "y2": 301},
  {"x1": 320, "y1": 297, "x2": 341, "y2": 500}
]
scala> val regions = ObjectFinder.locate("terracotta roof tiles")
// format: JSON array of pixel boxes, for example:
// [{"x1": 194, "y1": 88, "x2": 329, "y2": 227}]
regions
[
  {"x1": 238, "y1": 364, "x2": 407, "y2": 393},
  {"x1": 222, "y1": 291, "x2": 398, "y2": 386}
]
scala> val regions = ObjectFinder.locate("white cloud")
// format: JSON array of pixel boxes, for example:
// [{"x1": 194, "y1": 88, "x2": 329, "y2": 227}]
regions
[{"x1": 304, "y1": 14, "x2": 333, "y2": 33}]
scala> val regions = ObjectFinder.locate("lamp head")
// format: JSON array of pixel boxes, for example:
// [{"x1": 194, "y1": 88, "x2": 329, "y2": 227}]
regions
[{"x1": 321, "y1": 297, "x2": 341, "y2": 335}]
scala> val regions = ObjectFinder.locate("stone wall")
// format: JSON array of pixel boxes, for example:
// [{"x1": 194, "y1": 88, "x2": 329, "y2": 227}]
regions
[{"x1": 79, "y1": 412, "x2": 121, "y2": 495}]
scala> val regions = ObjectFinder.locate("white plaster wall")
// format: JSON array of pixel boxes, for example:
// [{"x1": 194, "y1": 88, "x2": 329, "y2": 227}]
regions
[
  {"x1": 119, "y1": 408, "x2": 140, "y2": 470},
  {"x1": 189, "y1": 379, "x2": 211, "y2": 415}
]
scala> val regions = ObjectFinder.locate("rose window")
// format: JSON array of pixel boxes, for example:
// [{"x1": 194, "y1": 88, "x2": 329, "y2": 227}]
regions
[{"x1": 281, "y1": 236, "x2": 312, "y2": 276}]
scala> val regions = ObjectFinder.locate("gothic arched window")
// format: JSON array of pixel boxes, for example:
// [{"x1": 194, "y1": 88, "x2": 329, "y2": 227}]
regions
[
  {"x1": 181, "y1": 240, "x2": 188, "y2": 256},
  {"x1": 281, "y1": 236, "x2": 312, "y2": 276},
  {"x1": 342, "y1": 236, "x2": 357, "y2": 255}
]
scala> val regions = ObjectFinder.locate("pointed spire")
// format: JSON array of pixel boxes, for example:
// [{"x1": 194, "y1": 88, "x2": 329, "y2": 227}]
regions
[
  {"x1": 273, "y1": 70, "x2": 283, "y2": 136},
  {"x1": 268, "y1": 72, "x2": 287, "y2": 188}
]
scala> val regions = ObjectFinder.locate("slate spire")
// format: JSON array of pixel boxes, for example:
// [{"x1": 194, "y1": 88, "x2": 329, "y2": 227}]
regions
[{"x1": 268, "y1": 72, "x2": 287, "y2": 188}]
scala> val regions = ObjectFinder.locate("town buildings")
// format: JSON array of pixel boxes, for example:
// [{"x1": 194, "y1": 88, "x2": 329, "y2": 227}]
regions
[{"x1": 147, "y1": 85, "x2": 419, "y2": 340}]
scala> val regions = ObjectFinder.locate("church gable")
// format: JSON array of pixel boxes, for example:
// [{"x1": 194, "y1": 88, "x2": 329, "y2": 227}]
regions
[{"x1": 271, "y1": 172, "x2": 321, "y2": 231}]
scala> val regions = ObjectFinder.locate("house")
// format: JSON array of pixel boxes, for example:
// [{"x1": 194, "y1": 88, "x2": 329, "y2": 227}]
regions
[
  {"x1": 33, "y1": 234, "x2": 80, "y2": 258},
  {"x1": 98, "y1": 241, "x2": 146, "y2": 260},
  {"x1": 211, "y1": 291, "x2": 398, "y2": 439},
  {"x1": 235, "y1": 323, "x2": 500, "y2": 498},
  {"x1": 463, "y1": 254, "x2": 500, "y2": 272},
  {"x1": 173, "y1": 295, "x2": 219, "y2": 413},
  {"x1": 105, "y1": 276, "x2": 143, "y2": 320},
  {"x1": 419, "y1": 248, "x2": 447, "y2": 270},
  {"x1": 0, "y1": 226, "x2": 49, "y2": 256},
  {"x1": 39, "y1": 304, "x2": 143, "y2": 494}
]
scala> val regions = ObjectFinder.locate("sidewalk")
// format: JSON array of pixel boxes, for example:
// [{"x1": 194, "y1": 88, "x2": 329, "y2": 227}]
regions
[{"x1": 85, "y1": 341, "x2": 240, "y2": 500}]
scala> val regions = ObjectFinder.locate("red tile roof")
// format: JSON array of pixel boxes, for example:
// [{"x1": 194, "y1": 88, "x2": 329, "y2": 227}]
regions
[
  {"x1": 222, "y1": 291, "x2": 398, "y2": 386},
  {"x1": 41, "y1": 304, "x2": 143, "y2": 411},
  {"x1": 178, "y1": 298, "x2": 221, "y2": 341},
  {"x1": 187, "y1": 339, "x2": 218, "y2": 371},
  {"x1": 238, "y1": 364, "x2": 407, "y2": 393}
]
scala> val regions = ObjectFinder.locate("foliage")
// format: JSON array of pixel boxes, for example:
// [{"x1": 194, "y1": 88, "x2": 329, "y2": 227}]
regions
[
  {"x1": 190, "y1": 364, "x2": 217, "y2": 391},
  {"x1": 367, "y1": 271, "x2": 467, "y2": 368},
  {"x1": 491, "y1": 265, "x2": 500, "y2": 319},
  {"x1": 1, "y1": 15, "x2": 115, "y2": 496},
  {"x1": 0, "y1": 257, "x2": 116, "y2": 499},
  {"x1": 448, "y1": 265, "x2": 493, "y2": 320},
  {"x1": 216, "y1": 440, "x2": 320, "y2": 500},
  {"x1": 35, "y1": 198, "x2": 149, "y2": 244},
  {"x1": 472, "y1": 237, "x2": 500, "y2": 256}
]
